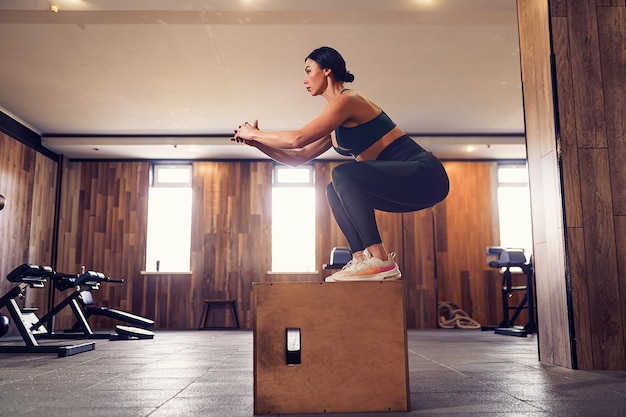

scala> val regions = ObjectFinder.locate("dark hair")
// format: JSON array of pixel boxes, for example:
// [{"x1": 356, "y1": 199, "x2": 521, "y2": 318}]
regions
[{"x1": 306, "y1": 46, "x2": 355, "y2": 83}]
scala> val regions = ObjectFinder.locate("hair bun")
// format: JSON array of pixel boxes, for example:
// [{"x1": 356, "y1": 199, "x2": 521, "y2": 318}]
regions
[{"x1": 306, "y1": 47, "x2": 354, "y2": 83}]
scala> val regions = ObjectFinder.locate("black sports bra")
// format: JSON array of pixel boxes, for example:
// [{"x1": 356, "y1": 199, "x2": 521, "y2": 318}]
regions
[{"x1": 333, "y1": 111, "x2": 397, "y2": 157}]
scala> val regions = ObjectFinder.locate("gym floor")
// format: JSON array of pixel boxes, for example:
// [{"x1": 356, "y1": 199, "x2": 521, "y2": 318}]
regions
[{"x1": 1, "y1": 329, "x2": 626, "y2": 417}]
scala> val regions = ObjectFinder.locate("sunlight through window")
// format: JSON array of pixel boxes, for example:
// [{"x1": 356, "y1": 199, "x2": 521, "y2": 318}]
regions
[
  {"x1": 272, "y1": 165, "x2": 316, "y2": 272},
  {"x1": 497, "y1": 164, "x2": 533, "y2": 258},
  {"x1": 145, "y1": 164, "x2": 192, "y2": 272}
]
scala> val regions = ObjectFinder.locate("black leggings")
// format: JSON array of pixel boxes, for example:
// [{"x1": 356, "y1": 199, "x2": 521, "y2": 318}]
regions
[{"x1": 326, "y1": 136, "x2": 449, "y2": 252}]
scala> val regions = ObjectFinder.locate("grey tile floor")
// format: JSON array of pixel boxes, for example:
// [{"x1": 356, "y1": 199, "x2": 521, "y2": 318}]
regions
[{"x1": 1, "y1": 329, "x2": 626, "y2": 416}]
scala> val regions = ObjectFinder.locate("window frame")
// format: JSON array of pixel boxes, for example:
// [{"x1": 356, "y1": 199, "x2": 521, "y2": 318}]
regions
[
  {"x1": 144, "y1": 163, "x2": 193, "y2": 273},
  {"x1": 270, "y1": 164, "x2": 317, "y2": 273},
  {"x1": 496, "y1": 162, "x2": 533, "y2": 259}
]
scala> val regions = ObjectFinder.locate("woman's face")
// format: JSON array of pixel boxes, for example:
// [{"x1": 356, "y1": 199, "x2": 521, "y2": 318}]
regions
[{"x1": 303, "y1": 59, "x2": 328, "y2": 96}]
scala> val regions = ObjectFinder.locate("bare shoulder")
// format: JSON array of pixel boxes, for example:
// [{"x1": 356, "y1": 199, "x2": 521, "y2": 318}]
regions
[{"x1": 337, "y1": 90, "x2": 382, "y2": 125}]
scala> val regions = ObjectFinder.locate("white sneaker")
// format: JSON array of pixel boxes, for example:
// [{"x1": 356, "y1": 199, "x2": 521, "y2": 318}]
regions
[
  {"x1": 324, "y1": 249, "x2": 401, "y2": 282},
  {"x1": 325, "y1": 258, "x2": 360, "y2": 282}
]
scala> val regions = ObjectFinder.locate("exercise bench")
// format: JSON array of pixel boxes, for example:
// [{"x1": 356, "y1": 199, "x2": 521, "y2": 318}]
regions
[
  {"x1": 486, "y1": 247, "x2": 536, "y2": 337},
  {"x1": 0, "y1": 264, "x2": 95, "y2": 357},
  {"x1": 35, "y1": 270, "x2": 154, "y2": 341}
]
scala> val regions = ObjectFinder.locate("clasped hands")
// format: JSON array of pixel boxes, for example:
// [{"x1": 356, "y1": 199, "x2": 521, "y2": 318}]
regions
[{"x1": 231, "y1": 120, "x2": 259, "y2": 144}]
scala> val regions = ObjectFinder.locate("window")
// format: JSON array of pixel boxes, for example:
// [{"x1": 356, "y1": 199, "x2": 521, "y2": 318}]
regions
[
  {"x1": 497, "y1": 163, "x2": 533, "y2": 258},
  {"x1": 145, "y1": 164, "x2": 193, "y2": 272},
  {"x1": 272, "y1": 165, "x2": 316, "y2": 272}
]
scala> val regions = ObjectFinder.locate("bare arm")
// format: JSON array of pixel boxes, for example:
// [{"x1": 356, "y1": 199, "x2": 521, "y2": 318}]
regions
[
  {"x1": 234, "y1": 96, "x2": 352, "y2": 149},
  {"x1": 247, "y1": 135, "x2": 332, "y2": 167}
]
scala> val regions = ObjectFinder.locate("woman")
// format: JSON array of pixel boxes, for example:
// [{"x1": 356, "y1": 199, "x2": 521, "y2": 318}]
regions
[{"x1": 232, "y1": 46, "x2": 449, "y2": 282}]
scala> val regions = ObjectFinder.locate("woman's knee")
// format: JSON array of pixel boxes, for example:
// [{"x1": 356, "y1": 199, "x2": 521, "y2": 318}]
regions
[{"x1": 331, "y1": 164, "x2": 354, "y2": 192}]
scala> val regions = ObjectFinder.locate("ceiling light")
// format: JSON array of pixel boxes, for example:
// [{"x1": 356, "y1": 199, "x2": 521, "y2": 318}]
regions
[
  {"x1": 50, "y1": 4, "x2": 59, "y2": 13},
  {"x1": 465, "y1": 145, "x2": 475, "y2": 152}
]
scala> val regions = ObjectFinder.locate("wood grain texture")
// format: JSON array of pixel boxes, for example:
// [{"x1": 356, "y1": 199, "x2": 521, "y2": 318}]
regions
[
  {"x1": 567, "y1": 226, "x2": 593, "y2": 370},
  {"x1": 566, "y1": 0, "x2": 608, "y2": 149},
  {"x1": 596, "y1": 0, "x2": 626, "y2": 6},
  {"x1": 253, "y1": 281, "x2": 409, "y2": 414},
  {"x1": 1, "y1": 132, "x2": 512, "y2": 333},
  {"x1": 552, "y1": 17, "x2": 584, "y2": 228},
  {"x1": 191, "y1": 161, "x2": 273, "y2": 330},
  {"x1": 519, "y1": 0, "x2": 626, "y2": 369},
  {"x1": 434, "y1": 161, "x2": 500, "y2": 327},
  {"x1": 550, "y1": 0, "x2": 568, "y2": 16},
  {"x1": 0, "y1": 134, "x2": 58, "y2": 335},
  {"x1": 0, "y1": 134, "x2": 35, "y2": 271},
  {"x1": 555, "y1": 0, "x2": 626, "y2": 370},
  {"x1": 518, "y1": 0, "x2": 573, "y2": 368},
  {"x1": 578, "y1": 149, "x2": 624, "y2": 369},
  {"x1": 402, "y1": 209, "x2": 437, "y2": 328},
  {"x1": 597, "y1": 6, "x2": 626, "y2": 215},
  {"x1": 54, "y1": 161, "x2": 150, "y2": 330},
  {"x1": 483, "y1": 269, "x2": 504, "y2": 326},
  {"x1": 615, "y1": 216, "x2": 626, "y2": 360}
]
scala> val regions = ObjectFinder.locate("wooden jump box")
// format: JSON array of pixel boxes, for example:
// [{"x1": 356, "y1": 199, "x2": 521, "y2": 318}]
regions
[{"x1": 253, "y1": 281, "x2": 410, "y2": 415}]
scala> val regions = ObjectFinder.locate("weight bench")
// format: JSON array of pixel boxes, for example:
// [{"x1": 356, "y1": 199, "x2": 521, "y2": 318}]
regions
[
  {"x1": 82, "y1": 292, "x2": 155, "y2": 328},
  {"x1": 38, "y1": 270, "x2": 154, "y2": 340},
  {"x1": 0, "y1": 264, "x2": 95, "y2": 357}
]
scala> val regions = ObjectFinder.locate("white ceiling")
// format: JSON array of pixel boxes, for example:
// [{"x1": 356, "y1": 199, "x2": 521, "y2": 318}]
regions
[{"x1": 0, "y1": 0, "x2": 526, "y2": 161}]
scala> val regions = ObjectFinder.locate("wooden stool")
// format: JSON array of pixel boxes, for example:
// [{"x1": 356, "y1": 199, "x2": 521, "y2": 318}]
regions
[
  {"x1": 198, "y1": 299, "x2": 239, "y2": 330},
  {"x1": 253, "y1": 281, "x2": 409, "y2": 415}
]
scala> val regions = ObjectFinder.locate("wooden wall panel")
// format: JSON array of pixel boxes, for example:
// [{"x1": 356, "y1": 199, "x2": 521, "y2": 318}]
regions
[
  {"x1": 402, "y1": 209, "x2": 437, "y2": 329},
  {"x1": 0, "y1": 134, "x2": 58, "y2": 335},
  {"x1": 517, "y1": 0, "x2": 573, "y2": 369},
  {"x1": 519, "y1": 0, "x2": 626, "y2": 369},
  {"x1": 1, "y1": 143, "x2": 508, "y2": 333},
  {"x1": 434, "y1": 161, "x2": 500, "y2": 327},
  {"x1": 191, "y1": 161, "x2": 273, "y2": 330},
  {"x1": 597, "y1": 0, "x2": 626, "y2": 6},
  {"x1": 568, "y1": 227, "x2": 593, "y2": 370},
  {"x1": 553, "y1": 0, "x2": 626, "y2": 370},
  {"x1": 28, "y1": 152, "x2": 58, "y2": 262},
  {"x1": 552, "y1": 17, "x2": 583, "y2": 229},
  {"x1": 598, "y1": 6, "x2": 626, "y2": 215},
  {"x1": 578, "y1": 149, "x2": 623, "y2": 368},
  {"x1": 550, "y1": 0, "x2": 568, "y2": 16},
  {"x1": 0, "y1": 134, "x2": 35, "y2": 272},
  {"x1": 616, "y1": 216, "x2": 626, "y2": 359},
  {"x1": 566, "y1": 0, "x2": 607, "y2": 149},
  {"x1": 482, "y1": 269, "x2": 505, "y2": 327},
  {"x1": 55, "y1": 161, "x2": 150, "y2": 330},
  {"x1": 25, "y1": 152, "x2": 59, "y2": 311}
]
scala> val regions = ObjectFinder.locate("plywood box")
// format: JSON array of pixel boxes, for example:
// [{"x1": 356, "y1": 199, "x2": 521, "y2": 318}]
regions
[{"x1": 253, "y1": 281, "x2": 409, "y2": 415}]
